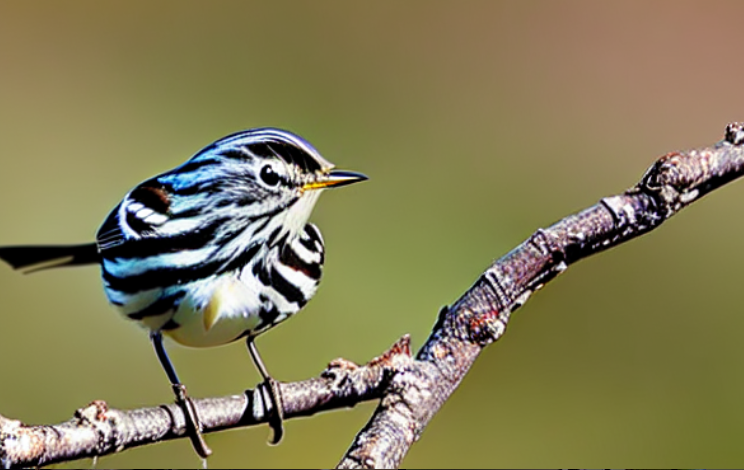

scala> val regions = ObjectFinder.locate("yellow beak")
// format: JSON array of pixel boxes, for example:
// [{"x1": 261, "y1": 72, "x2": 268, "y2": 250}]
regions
[{"x1": 302, "y1": 169, "x2": 368, "y2": 191}]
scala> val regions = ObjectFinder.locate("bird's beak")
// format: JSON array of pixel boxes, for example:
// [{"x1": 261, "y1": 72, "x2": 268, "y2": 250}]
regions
[{"x1": 302, "y1": 169, "x2": 368, "y2": 191}]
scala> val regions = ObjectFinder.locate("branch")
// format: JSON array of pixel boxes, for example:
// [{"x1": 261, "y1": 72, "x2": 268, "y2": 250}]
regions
[
  {"x1": 0, "y1": 335, "x2": 412, "y2": 468},
  {"x1": 2, "y1": 123, "x2": 744, "y2": 469},
  {"x1": 336, "y1": 122, "x2": 744, "y2": 468}
]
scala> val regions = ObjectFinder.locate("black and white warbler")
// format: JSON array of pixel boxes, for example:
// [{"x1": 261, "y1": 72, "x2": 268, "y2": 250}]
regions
[{"x1": 0, "y1": 128, "x2": 367, "y2": 457}]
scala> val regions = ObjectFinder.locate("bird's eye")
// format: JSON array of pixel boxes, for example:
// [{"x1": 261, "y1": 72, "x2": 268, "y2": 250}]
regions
[{"x1": 260, "y1": 165, "x2": 280, "y2": 186}]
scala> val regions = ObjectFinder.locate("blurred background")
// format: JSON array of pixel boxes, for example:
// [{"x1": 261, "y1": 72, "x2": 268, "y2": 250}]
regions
[{"x1": 2, "y1": 1, "x2": 744, "y2": 468}]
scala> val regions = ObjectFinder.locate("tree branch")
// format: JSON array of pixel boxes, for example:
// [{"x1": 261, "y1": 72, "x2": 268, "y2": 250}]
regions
[
  {"x1": 336, "y1": 122, "x2": 744, "y2": 468},
  {"x1": 2, "y1": 123, "x2": 744, "y2": 469},
  {"x1": 0, "y1": 335, "x2": 412, "y2": 468}
]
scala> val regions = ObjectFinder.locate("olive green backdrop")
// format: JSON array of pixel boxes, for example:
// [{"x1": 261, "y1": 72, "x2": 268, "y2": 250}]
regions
[{"x1": 2, "y1": 1, "x2": 744, "y2": 468}]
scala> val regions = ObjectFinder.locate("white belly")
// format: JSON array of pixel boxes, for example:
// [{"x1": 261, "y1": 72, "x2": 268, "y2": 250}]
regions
[{"x1": 164, "y1": 274, "x2": 265, "y2": 348}]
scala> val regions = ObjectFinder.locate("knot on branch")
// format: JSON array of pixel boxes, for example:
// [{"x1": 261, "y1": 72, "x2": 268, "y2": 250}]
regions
[
  {"x1": 464, "y1": 308, "x2": 507, "y2": 347},
  {"x1": 637, "y1": 150, "x2": 708, "y2": 217},
  {"x1": 75, "y1": 400, "x2": 119, "y2": 455},
  {"x1": 445, "y1": 282, "x2": 512, "y2": 348},
  {"x1": 725, "y1": 122, "x2": 744, "y2": 146},
  {"x1": 323, "y1": 335, "x2": 413, "y2": 400}
]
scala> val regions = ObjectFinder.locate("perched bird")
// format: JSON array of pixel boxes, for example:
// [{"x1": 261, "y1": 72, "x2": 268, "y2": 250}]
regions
[{"x1": 0, "y1": 128, "x2": 367, "y2": 457}]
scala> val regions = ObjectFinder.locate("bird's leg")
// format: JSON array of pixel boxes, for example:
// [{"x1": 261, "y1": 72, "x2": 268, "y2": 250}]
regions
[
  {"x1": 151, "y1": 332, "x2": 212, "y2": 458},
  {"x1": 246, "y1": 337, "x2": 284, "y2": 444}
]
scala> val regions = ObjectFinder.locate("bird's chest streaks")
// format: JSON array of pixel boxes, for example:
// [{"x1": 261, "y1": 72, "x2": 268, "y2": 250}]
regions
[
  {"x1": 105, "y1": 224, "x2": 326, "y2": 348},
  {"x1": 162, "y1": 260, "x2": 305, "y2": 347},
  {"x1": 252, "y1": 230, "x2": 323, "y2": 300},
  {"x1": 166, "y1": 228, "x2": 326, "y2": 345}
]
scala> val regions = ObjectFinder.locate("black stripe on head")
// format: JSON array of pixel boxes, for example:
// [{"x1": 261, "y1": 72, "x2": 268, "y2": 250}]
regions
[
  {"x1": 219, "y1": 149, "x2": 251, "y2": 161},
  {"x1": 245, "y1": 142, "x2": 274, "y2": 160},
  {"x1": 246, "y1": 141, "x2": 322, "y2": 173},
  {"x1": 161, "y1": 156, "x2": 224, "y2": 197},
  {"x1": 166, "y1": 179, "x2": 221, "y2": 197},
  {"x1": 183, "y1": 130, "x2": 255, "y2": 163}
]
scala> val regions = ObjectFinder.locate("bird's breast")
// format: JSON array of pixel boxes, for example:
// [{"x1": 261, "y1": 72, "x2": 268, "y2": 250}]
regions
[
  {"x1": 164, "y1": 274, "x2": 266, "y2": 348},
  {"x1": 102, "y1": 223, "x2": 326, "y2": 348}
]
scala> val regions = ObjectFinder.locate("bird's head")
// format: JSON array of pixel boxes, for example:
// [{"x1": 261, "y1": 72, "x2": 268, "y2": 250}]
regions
[
  {"x1": 192, "y1": 128, "x2": 367, "y2": 241},
  {"x1": 98, "y1": 128, "x2": 367, "y2": 259}
]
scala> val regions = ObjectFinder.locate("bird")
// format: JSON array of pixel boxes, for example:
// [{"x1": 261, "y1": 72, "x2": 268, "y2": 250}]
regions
[{"x1": 0, "y1": 128, "x2": 367, "y2": 458}]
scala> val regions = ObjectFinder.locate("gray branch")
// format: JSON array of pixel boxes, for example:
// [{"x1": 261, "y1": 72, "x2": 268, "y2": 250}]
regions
[
  {"x1": 0, "y1": 335, "x2": 412, "y2": 468},
  {"x1": 3, "y1": 123, "x2": 744, "y2": 469},
  {"x1": 336, "y1": 122, "x2": 744, "y2": 468}
]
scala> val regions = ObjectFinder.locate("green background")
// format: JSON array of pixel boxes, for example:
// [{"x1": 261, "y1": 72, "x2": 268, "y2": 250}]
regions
[{"x1": 2, "y1": 1, "x2": 744, "y2": 468}]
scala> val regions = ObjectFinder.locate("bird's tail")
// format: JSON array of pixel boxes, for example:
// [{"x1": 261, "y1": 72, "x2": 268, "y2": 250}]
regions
[{"x1": 0, "y1": 243, "x2": 100, "y2": 273}]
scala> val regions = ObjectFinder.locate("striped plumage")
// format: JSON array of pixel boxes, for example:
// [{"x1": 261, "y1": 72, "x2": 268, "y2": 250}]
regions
[
  {"x1": 97, "y1": 129, "x2": 337, "y2": 346},
  {"x1": 0, "y1": 128, "x2": 367, "y2": 457}
]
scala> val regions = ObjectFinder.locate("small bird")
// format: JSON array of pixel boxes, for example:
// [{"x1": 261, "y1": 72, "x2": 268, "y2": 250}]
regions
[{"x1": 0, "y1": 128, "x2": 367, "y2": 458}]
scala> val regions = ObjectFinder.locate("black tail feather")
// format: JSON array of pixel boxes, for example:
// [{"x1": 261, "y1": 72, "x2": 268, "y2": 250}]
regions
[{"x1": 0, "y1": 243, "x2": 100, "y2": 273}]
